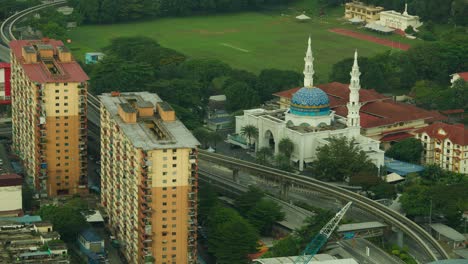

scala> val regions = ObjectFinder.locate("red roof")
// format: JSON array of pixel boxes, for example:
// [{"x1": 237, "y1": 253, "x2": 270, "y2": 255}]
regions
[
  {"x1": 0, "y1": 174, "x2": 22, "y2": 187},
  {"x1": 380, "y1": 132, "x2": 413, "y2": 142},
  {"x1": 415, "y1": 122, "x2": 468, "y2": 146},
  {"x1": 0, "y1": 62, "x2": 10, "y2": 69},
  {"x1": 441, "y1": 109, "x2": 465, "y2": 115},
  {"x1": 275, "y1": 82, "x2": 447, "y2": 128},
  {"x1": 456, "y1": 72, "x2": 468, "y2": 81},
  {"x1": 9, "y1": 40, "x2": 89, "y2": 83},
  {"x1": 273, "y1": 82, "x2": 388, "y2": 107}
]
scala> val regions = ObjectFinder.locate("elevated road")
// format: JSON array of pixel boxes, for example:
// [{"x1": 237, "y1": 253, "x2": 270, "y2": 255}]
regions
[
  {"x1": 198, "y1": 151, "x2": 449, "y2": 262},
  {"x1": 0, "y1": 0, "x2": 67, "y2": 60}
]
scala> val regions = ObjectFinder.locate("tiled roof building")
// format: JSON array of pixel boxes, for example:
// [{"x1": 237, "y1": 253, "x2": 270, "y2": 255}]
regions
[{"x1": 415, "y1": 123, "x2": 468, "y2": 174}]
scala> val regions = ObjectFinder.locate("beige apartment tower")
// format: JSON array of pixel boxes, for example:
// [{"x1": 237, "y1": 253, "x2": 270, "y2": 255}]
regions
[
  {"x1": 99, "y1": 92, "x2": 199, "y2": 263},
  {"x1": 10, "y1": 39, "x2": 88, "y2": 197}
]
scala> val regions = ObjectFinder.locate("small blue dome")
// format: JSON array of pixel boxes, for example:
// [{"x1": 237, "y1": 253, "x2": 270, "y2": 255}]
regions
[{"x1": 290, "y1": 87, "x2": 330, "y2": 116}]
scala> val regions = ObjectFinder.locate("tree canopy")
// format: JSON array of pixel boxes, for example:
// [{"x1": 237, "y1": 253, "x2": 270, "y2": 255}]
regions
[
  {"x1": 385, "y1": 138, "x2": 423, "y2": 163},
  {"x1": 311, "y1": 137, "x2": 378, "y2": 182}
]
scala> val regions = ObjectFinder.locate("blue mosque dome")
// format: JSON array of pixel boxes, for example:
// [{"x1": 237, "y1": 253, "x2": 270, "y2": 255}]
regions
[{"x1": 290, "y1": 87, "x2": 330, "y2": 116}]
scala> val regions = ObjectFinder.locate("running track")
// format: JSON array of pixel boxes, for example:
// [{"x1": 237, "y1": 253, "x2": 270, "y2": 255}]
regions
[{"x1": 329, "y1": 28, "x2": 411, "y2": 51}]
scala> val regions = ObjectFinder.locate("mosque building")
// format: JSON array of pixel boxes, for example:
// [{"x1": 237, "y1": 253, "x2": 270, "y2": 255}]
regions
[{"x1": 232, "y1": 37, "x2": 385, "y2": 171}]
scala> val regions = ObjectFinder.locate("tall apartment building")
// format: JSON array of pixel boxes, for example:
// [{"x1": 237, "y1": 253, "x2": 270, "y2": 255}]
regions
[
  {"x1": 415, "y1": 123, "x2": 468, "y2": 174},
  {"x1": 99, "y1": 92, "x2": 199, "y2": 263},
  {"x1": 9, "y1": 39, "x2": 89, "y2": 197}
]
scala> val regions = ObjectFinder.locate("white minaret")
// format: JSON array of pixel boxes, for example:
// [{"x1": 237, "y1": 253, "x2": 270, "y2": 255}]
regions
[
  {"x1": 303, "y1": 36, "x2": 314, "y2": 88},
  {"x1": 347, "y1": 50, "x2": 362, "y2": 128},
  {"x1": 403, "y1": 3, "x2": 408, "y2": 15}
]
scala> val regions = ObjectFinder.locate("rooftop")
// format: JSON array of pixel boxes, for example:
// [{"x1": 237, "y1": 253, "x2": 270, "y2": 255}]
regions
[
  {"x1": 384, "y1": 157, "x2": 424, "y2": 176},
  {"x1": 0, "y1": 174, "x2": 22, "y2": 187},
  {"x1": 430, "y1": 223, "x2": 465, "y2": 242},
  {"x1": 415, "y1": 122, "x2": 467, "y2": 146},
  {"x1": 254, "y1": 254, "x2": 358, "y2": 264},
  {"x1": 80, "y1": 228, "x2": 102, "y2": 242},
  {"x1": 337, "y1": 221, "x2": 387, "y2": 232},
  {"x1": 9, "y1": 39, "x2": 89, "y2": 83},
  {"x1": 274, "y1": 82, "x2": 446, "y2": 128},
  {"x1": 99, "y1": 92, "x2": 199, "y2": 150}
]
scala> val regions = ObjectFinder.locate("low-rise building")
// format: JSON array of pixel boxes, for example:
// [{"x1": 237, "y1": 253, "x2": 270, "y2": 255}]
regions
[
  {"x1": 430, "y1": 223, "x2": 466, "y2": 249},
  {"x1": 377, "y1": 3, "x2": 423, "y2": 31},
  {"x1": 344, "y1": 1, "x2": 383, "y2": 23},
  {"x1": 0, "y1": 63, "x2": 11, "y2": 105},
  {"x1": 0, "y1": 221, "x2": 69, "y2": 263},
  {"x1": 0, "y1": 174, "x2": 22, "y2": 217},
  {"x1": 78, "y1": 229, "x2": 106, "y2": 264},
  {"x1": 85, "y1": 52, "x2": 105, "y2": 64},
  {"x1": 415, "y1": 123, "x2": 468, "y2": 174}
]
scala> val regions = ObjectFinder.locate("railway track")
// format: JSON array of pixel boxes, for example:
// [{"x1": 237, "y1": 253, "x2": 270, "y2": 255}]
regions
[
  {"x1": 0, "y1": 0, "x2": 67, "y2": 45},
  {"x1": 198, "y1": 150, "x2": 449, "y2": 262}
]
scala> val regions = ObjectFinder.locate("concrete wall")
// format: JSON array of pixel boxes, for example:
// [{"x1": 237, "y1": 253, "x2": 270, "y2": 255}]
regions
[{"x1": 0, "y1": 185, "x2": 22, "y2": 212}]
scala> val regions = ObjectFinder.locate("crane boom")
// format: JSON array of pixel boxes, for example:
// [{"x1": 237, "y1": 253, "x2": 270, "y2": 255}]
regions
[{"x1": 293, "y1": 202, "x2": 352, "y2": 264}]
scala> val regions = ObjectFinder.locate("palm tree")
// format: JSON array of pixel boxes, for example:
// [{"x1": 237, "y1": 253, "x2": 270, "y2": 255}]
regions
[
  {"x1": 256, "y1": 147, "x2": 273, "y2": 165},
  {"x1": 278, "y1": 137, "x2": 294, "y2": 158},
  {"x1": 240, "y1": 125, "x2": 259, "y2": 149}
]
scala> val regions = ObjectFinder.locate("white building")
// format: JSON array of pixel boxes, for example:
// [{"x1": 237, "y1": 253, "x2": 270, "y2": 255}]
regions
[
  {"x1": 233, "y1": 38, "x2": 384, "y2": 171},
  {"x1": 377, "y1": 3, "x2": 423, "y2": 31},
  {"x1": 0, "y1": 174, "x2": 22, "y2": 217}
]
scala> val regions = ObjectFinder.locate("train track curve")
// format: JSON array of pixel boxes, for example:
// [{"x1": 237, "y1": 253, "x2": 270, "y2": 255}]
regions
[
  {"x1": 198, "y1": 150, "x2": 450, "y2": 262},
  {"x1": 1, "y1": 0, "x2": 67, "y2": 45}
]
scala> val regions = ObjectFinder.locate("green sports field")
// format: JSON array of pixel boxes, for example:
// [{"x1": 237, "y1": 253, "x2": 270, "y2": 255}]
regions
[{"x1": 68, "y1": 4, "x2": 411, "y2": 81}]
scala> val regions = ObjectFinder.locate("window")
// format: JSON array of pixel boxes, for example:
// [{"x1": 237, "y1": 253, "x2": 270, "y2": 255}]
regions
[
  {"x1": 171, "y1": 202, "x2": 176, "y2": 206},
  {"x1": 172, "y1": 194, "x2": 176, "y2": 198},
  {"x1": 163, "y1": 164, "x2": 167, "y2": 168},
  {"x1": 64, "y1": 96, "x2": 68, "y2": 99},
  {"x1": 65, "y1": 156, "x2": 69, "y2": 160},
  {"x1": 64, "y1": 116, "x2": 68, "y2": 119},
  {"x1": 56, "y1": 143, "x2": 60, "y2": 147},
  {"x1": 162, "y1": 180, "x2": 167, "y2": 184},
  {"x1": 162, "y1": 187, "x2": 167, "y2": 191},
  {"x1": 162, "y1": 194, "x2": 167, "y2": 198},
  {"x1": 172, "y1": 149, "x2": 177, "y2": 153},
  {"x1": 162, "y1": 210, "x2": 167, "y2": 213},
  {"x1": 162, "y1": 247, "x2": 167, "y2": 251},
  {"x1": 64, "y1": 110, "x2": 68, "y2": 113},
  {"x1": 64, "y1": 143, "x2": 69, "y2": 146},
  {"x1": 172, "y1": 247, "x2": 176, "y2": 250},
  {"x1": 172, "y1": 179, "x2": 176, "y2": 183},
  {"x1": 64, "y1": 136, "x2": 69, "y2": 140},
  {"x1": 55, "y1": 137, "x2": 60, "y2": 140},
  {"x1": 64, "y1": 103, "x2": 68, "y2": 106},
  {"x1": 56, "y1": 150, "x2": 60, "y2": 153},
  {"x1": 55, "y1": 89, "x2": 59, "y2": 93},
  {"x1": 64, "y1": 123, "x2": 68, "y2": 126},
  {"x1": 55, "y1": 110, "x2": 59, "y2": 114},
  {"x1": 56, "y1": 157, "x2": 61, "y2": 160},
  {"x1": 56, "y1": 176, "x2": 60, "y2": 179},
  {"x1": 172, "y1": 156, "x2": 177, "y2": 161},
  {"x1": 172, "y1": 164, "x2": 177, "y2": 168},
  {"x1": 162, "y1": 202, "x2": 167, "y2": 206},
  {"x1": 64, "y1": 89, "x2": 68, "y2": 93},
  {"x1": 172, "y1": 187, "x2": 176, "y2": 190},
  {"x1": 56, "y1": 130, "x2": 60, "y2": 133},
  {"x1": 65, "y1": 162, "x2": 69, "y2": 166},
  {"x1": 163, "y1": 157, "x2": 168, "y2": 161},
  {"x1": 64, "y1": 83, "x2": 68, "y2": 86},
  {"x1": 171, "y1": 209, "x2": 176, "y2": 213},
  {"x1": 55, "y1": 103, "x2": 59, "y2": 106},
  {"x1": 163, "y1": 172, "x2": 167, "y2": 176},
  {"x1": 56, "y1": 163, "x2": 60, "y2": 166},
  {"x1": 163, "y1": 149, "x2": 167, "y2": 153},
  {"x1": 55, "y1": 96, "x2": 59, "y2": 100},
  {"x1": 55, "y1": 83, "x2": 59, "y2": 86},
  {"x1": 65, "y1": 149, "x2": 69, "y2": 153},
  {"x1": 171, "y1": 232, "x2": 176, "y2": 235}
]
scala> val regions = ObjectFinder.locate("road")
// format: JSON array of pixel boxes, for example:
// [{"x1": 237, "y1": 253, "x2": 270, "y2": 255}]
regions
[{"x1": 339, "y1": 238, "x2": 405, "y2": 264}]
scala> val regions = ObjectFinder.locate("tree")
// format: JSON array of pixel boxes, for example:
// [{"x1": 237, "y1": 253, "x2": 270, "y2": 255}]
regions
[
  {"x1": 235, "y1": 186, "x2": 264, "y2": 213},
  {"x1": 22, "y1": 184, "x2": 37, "y2": 212},
  {"x1": 256, "y1": 69, "x2": 302, "y2": 101},
  {"x1": 247, "y1": 199, "x2": 285, "y2": 235},
  {"x1": 207, "y1": 206, "x2": 258, "y2": 264},
  {"x1": 262, "y1": 235, "x2": 300, "y2": 258},
  {"x1": 349, "y1": 171, "x2": 380, "y2": 190},
  {"x1": 198, "y1": 183, "x2": 219, "y2": 223},
  {"x1": 37, "y1": 200, "x2": 89, "y2": 242},
  {"x1": 278, "y1": 137, "x2": 294, "y2": 158},
  {"x1": 192, "y1": 127, "x2": 211, "y2": 148},
  {"x1": 311, "y1": 137, "x2": 377, "y2": 182},
  {"x1": 240, "y1": 125, "x2": 258, "y2": 148},
  {"x1": 386, "y1": 138, "x2": 423, "y2": 163},
  {"x1": 400, "y1": 184, "x2": 431, "y2": 216},
  {"x1": 275, "y1": 153, "x2": 293, "y2": 172},
  {"x1": 224, "y1": 82, "x2": 260, "y2": 111},
  {"x1": 369, "y1": 182, "x2": 396, "y2": 200},
  {"x1": 208, "y1": 131, "x2": 224, "y2": 149},
  {"x1": 256, "y1": 146, "x2": 273, "y2": 165}
]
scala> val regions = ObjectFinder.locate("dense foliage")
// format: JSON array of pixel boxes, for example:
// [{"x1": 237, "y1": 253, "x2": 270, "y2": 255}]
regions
[
  {"x1": 69, "y1": 0, "x2": 293, "y2": 24},
  {"x1": 37, "y1": 198, "x2": 89, "y2": 242},
  {"x1": 400, "y1": 165, "x2": 468, "y2": 230},
  {"x1": 385, "y1": 138, "x2": 423, "y2": 163},
  {"x1": 0, "y1": 0, "x2": 40, "y2": 19},
  {"x1": 311, "y1": 137, "x2": 378, "y2": 182}
]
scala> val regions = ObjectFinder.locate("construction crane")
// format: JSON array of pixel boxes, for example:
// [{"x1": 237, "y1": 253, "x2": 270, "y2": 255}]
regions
[{"x1": 293, "y1": 202, "x2": 353, "y2": 264}]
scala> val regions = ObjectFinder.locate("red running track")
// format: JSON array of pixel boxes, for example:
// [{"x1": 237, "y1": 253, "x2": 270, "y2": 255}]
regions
[{"x1": 329, "y1": 28, "x2": 411, "y2": 51}]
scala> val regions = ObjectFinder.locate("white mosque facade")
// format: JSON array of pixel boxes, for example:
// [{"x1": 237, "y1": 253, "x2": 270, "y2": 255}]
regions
[{"x1": 234, "y1": 38, "x2": 385, "y2": 171}]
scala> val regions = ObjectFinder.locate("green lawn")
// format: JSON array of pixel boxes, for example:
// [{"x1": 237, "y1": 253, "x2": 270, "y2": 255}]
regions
[{"x1": 68, "y1": 4, "x2": 412, "y2": 81}]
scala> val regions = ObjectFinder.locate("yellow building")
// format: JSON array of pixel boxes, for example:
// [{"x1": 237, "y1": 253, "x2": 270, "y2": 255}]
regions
[
  {"x1": 99, "y1": 92, "x2": 199, "y2": 263},
  {"x1": 10, "y1": 39, "x2": 88, "y2": 197},
  {"x1": 415, "y1": 123, "x2": 468, "y2": 174},
  {"x1": 345, "y1": 1, "x2": 384, "y2": 23}
]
